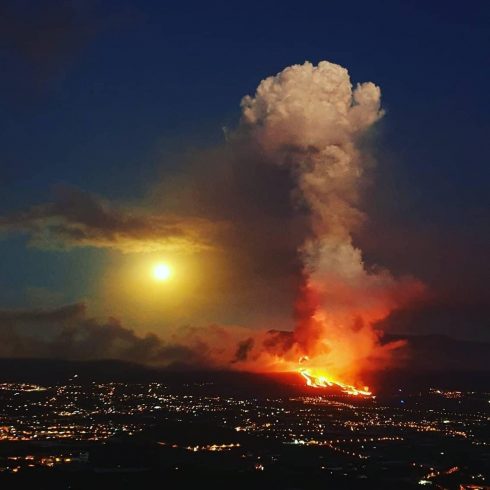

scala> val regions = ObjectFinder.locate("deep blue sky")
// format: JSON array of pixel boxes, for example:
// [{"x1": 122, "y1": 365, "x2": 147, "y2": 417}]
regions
[{"x1": 0, "y1": 0, "x2": 488, "y2": 338}]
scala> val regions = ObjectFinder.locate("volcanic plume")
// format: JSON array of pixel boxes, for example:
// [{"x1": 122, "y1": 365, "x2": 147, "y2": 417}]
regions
[
  {"x1": 236, "y1": 61, "x2": 425, "y2": 392},
  {"x1": 0, "y1": 61, "x2": 426, "y2": 393}
]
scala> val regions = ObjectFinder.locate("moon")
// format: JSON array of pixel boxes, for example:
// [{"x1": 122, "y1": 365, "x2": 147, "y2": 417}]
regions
[{"x1": 153, "y1": 263, "x2": 172, "y2": 281}]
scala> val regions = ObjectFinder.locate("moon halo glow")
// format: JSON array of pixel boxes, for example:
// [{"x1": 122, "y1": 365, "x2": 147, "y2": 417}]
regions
[{"x1": 153, "y1": 263, "x2": 172, "y2": 281}]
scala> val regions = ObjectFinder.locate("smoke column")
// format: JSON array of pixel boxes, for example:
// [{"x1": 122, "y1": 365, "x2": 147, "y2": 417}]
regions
[{"x1": 238, "y1": 61, "x2": 424, "y2": 387}]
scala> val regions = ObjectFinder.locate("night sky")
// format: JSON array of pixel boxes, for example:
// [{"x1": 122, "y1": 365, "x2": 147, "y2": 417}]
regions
[{"x1": 0, "y1": 0, "x2": 488, "y2": 364}]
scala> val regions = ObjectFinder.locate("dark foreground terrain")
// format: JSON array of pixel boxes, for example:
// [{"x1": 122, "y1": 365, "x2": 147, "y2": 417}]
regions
[{"x1": 0, "y1": 359, "x2": 488, "y2": 489}]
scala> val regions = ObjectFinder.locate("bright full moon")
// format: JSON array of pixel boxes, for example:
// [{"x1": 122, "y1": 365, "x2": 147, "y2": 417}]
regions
[{"x1": 153, "y1": 263, "x2": 172, "y2": 281}]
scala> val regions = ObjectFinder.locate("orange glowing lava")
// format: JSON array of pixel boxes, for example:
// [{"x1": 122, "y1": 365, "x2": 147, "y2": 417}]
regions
[
  {"x1": 297, "y1": 356, "x2": 372, "y2": 396},
  {"x1": 299, "y1": 368, "x2": 372, "y2": 396}
]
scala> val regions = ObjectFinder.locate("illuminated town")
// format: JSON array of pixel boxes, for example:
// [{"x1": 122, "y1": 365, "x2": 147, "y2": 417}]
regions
[{"x1": 0, "y1": 376, "x2": 488, "y2": 489}]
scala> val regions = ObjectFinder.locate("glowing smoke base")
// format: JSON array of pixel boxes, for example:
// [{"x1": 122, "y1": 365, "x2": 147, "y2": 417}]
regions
[{"x1": 237, "y1": 61, "x2": 424, "y2": 394}]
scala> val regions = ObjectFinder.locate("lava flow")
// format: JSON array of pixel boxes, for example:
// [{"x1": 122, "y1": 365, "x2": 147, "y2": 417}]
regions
[
  {"x1": 298, "y1": 356, "x2": 372, "y2": 396},
  {"x1": 299, "y1": 369, "x2": 372, "y2": 396}
]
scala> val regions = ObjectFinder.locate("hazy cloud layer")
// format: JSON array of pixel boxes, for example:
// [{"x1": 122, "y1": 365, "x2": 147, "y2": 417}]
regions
[
  {"x1": 378, "y1": 295, "x2": 490, "y2": 342},
  {"x1": 0, "y1": 303, "x2": 215, "y2": 367},
  {"x1": 0, "y1": 186, "x2": 218, "y2": 254}
]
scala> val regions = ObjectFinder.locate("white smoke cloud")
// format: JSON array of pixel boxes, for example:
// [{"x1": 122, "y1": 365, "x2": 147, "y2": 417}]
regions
[
  {"x1": 241, "y1": 61, "x2": 382, "y2": 239},
  {"x1": 239, "y1": 61, "x2": 424, "y2": 383}
]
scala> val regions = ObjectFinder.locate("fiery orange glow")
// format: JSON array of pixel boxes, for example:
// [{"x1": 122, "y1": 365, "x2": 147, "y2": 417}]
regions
[
  {"x1": 230, "y1": 62, "x2": 427, "y2": 398},
  {"x1": 228, "y1": 277, "x2": 423, "y2": 397},
  {"x1": 299, "y1": 357, "x2": 372, "y2": 396}
]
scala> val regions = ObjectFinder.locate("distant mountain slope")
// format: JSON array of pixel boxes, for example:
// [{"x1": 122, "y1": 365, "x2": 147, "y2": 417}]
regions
[{"x1": 0, "y1": 334, "x2": 488, "y2": 392}]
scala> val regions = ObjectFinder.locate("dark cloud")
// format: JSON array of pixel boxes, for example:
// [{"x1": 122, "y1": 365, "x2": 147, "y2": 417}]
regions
[
  {"x1": 383, "y1": 333, "x2": 490, "y2": 372},
  {"x1": 358, "y1": 219, "x2": 490, "y2": 341},
  {"x1": 2, "y1": 301, "x2": 487, "y2": 373},
  {"x1": 356, "y1": 219, "x2": 489, "y2": 297},
  {"x1": 0, "y1": 186, "x2": 218, "y2": 254},
  {"x1": 233, "y1": 337, "x2": 254, "y2": 363},
  {"x1": 0, "y1": 302, "x2": 85, "y2": 324},
  {"x1": 0, "y1": 0, "x2": 134, "y2": 84},
  {"x1": 377, "y1": 295, "x2": 490, "y2": 342},
  {"x1": 0, "y1": 302, "x2": 214, "y2": 367},
  {"x1": 262, "y1": 329, "x2": 295, "y2": 355}
]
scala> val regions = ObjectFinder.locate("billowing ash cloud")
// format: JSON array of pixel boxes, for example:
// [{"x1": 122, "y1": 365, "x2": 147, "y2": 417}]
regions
[
  {"x1": 234, "y1": 62, "x2": 425, "y2": 383},
  {"x1": 240, "y1": 61, "x2": 382, "y2": 241},
  {"x1": 0, "y1": 186, "x2": 217, "y2": 254},
  {"x1": 0, "y1": 61, "x2": 431, "y2": 380}
]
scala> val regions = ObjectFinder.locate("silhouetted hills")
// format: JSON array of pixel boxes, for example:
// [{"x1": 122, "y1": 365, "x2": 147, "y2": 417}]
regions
[
  {"x1": 0, "y1": 358, "x2": 154, "y2": 383},
  {"x1": 0, "y1": 334, "x2": 488, "y2": 393}
]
